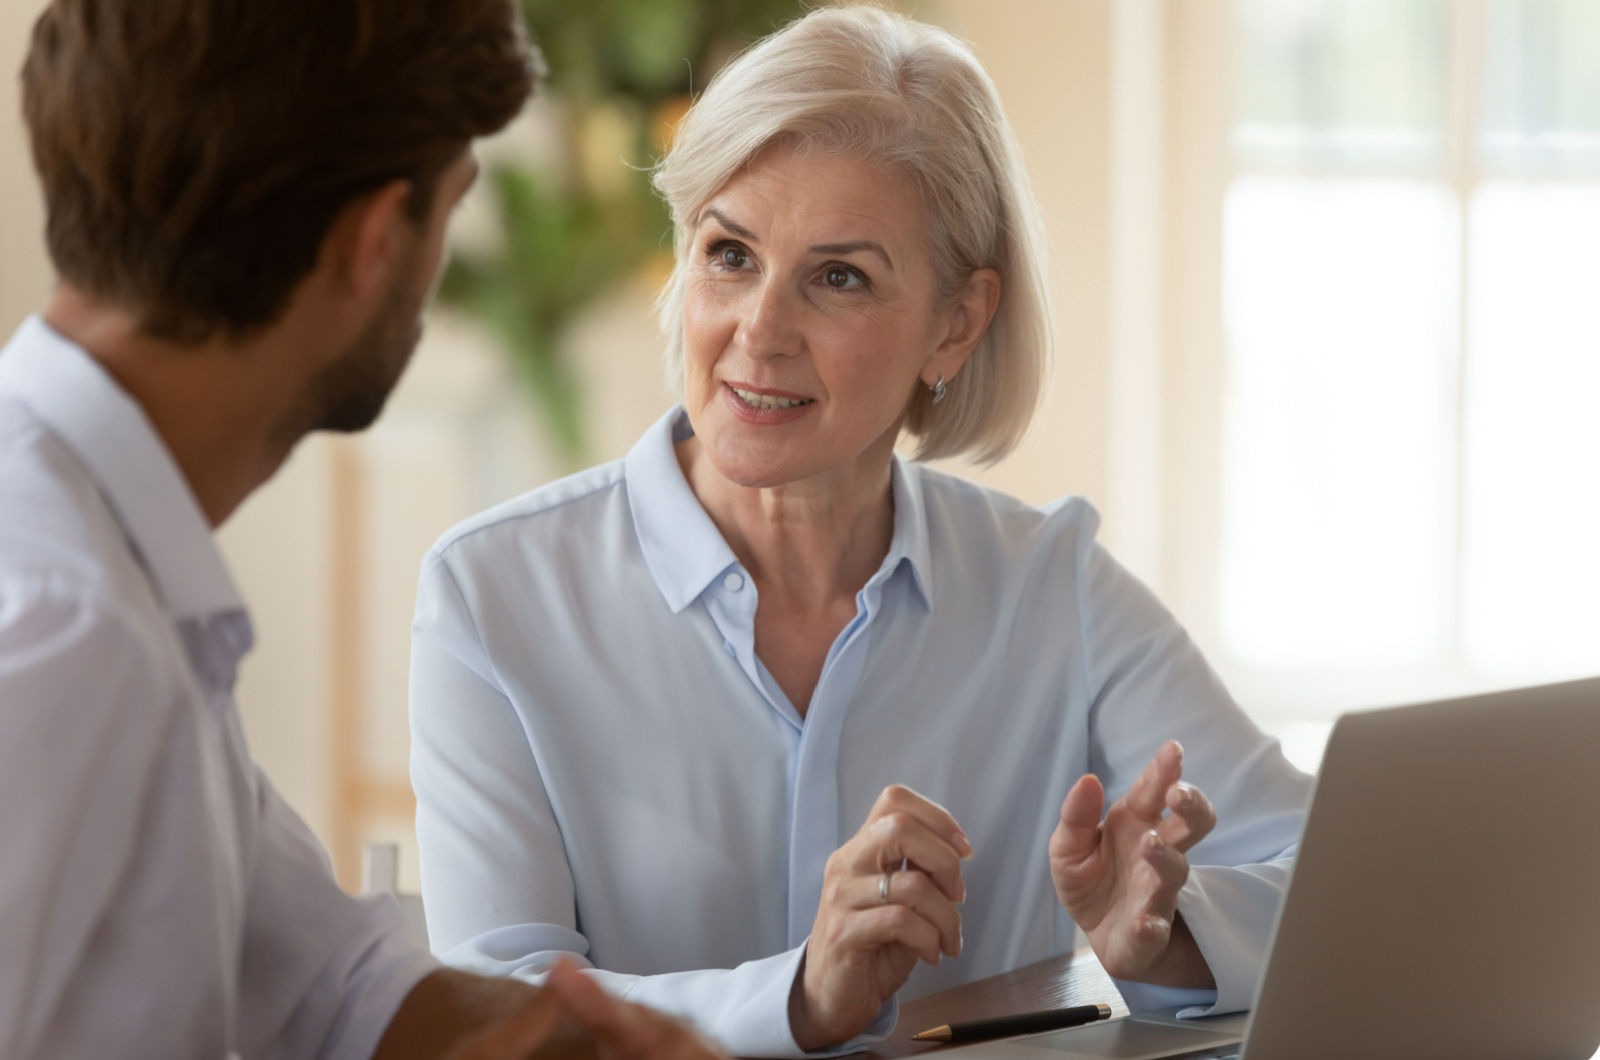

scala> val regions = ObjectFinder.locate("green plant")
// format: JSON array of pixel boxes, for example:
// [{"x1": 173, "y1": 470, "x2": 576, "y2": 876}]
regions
[{"x1": 437, "y1": 0, "x2": 807, "y2": 464}]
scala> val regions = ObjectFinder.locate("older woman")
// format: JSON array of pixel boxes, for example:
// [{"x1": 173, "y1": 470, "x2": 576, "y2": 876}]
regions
[{"x1": 409, "y1": 8, "x2": 1309, "y2": 1058}]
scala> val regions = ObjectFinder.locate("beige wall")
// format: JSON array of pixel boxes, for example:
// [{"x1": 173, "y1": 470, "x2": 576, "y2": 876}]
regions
[
  {"x1": 929, "y1": 0, "x2": 1181, "y2": 599},
  {"x1": 1157, "y1": 0, "x2": 1230, "y2": 652},
  {"x1": 0, "y1": 1, "x2": 50, "y2": 338},
  {"x1": 930, "y1": 0, "x2": 1115, "y2": 518}
]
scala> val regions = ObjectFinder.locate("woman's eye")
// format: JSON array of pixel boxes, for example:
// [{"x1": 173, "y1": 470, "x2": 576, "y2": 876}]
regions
[
  {"x1": 824, "y1": 265, "x2": 860, "y2": 289},
  {"x1": 719, "y1": 246, "x2": 748, "y2": 269}
]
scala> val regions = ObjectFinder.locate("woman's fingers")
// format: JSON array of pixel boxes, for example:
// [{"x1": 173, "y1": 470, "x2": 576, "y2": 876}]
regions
[
  {"x1": 1051, "y1": 773, "x2": 1105, "y2": 867},
  {"x1": 866, "y1": 785, "x2": 973, "y2": 859},
  {"x1": 1055, "y1": 750, "x2": 1211, "y2": 984},
  {"x1": 1157, "y1": 781, "x2": 1216, "y2": 853},
  {"x1": 863, "y1": 867, "x2": 962, "y2": 957},
  {"x1": 1049, "y1": 775, "x2": 1109, "y2": 920},
  {"x1": 838, "y1": 899, "x2": 948, "y2": 966},
  {"x1": 796, "y1": 786, "x2": 974, "y2": 1051},
  {"x1": 847, "y1": 810, "x2": 967, "y2": 902},
  {"x1": 1129, "y1": 907, "x2": 1175, "y2": 950},
  {"x1": 1132, "y1": 830, "x2": 1189, "y2": 919},
  {"x1": 1121, "y1": 741, "x2": 1185, "y2": 823}
]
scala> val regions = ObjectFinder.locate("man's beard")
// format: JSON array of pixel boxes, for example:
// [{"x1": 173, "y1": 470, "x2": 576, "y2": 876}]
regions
[{"x1": 296, "y1": 265, "x2": 427, "y2": 438}]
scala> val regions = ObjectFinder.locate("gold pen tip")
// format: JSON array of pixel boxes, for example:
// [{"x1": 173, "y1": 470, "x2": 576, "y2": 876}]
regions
[{"x1": 911, "y1": 1027, "x2": 952, "y2": 1042}]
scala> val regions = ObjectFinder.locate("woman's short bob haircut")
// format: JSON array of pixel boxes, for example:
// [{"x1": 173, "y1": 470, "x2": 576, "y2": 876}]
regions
[{"x1": 653, "y1": 5, "x2": 1051, "y2": 465}]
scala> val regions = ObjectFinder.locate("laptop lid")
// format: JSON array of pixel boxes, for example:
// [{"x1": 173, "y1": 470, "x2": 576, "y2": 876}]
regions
[{"x1": 1241, "y1": 676, "x2": 1600, "y2": 1060}]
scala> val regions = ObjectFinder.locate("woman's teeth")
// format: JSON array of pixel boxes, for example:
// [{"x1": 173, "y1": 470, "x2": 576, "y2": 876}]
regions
[{"x1": 731, "y1": 386, "x2": 812, "y2": 410}]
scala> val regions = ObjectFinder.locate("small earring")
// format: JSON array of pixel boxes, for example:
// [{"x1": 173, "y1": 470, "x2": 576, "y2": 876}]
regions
[{"x1": 929, "y1": 375, "x2": 948, "y2": 406}]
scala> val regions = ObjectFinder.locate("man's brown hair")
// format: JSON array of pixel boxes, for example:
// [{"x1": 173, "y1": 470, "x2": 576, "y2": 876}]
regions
[{"x1": 22, "y1": 0, "x2": 541, "y2": 341}]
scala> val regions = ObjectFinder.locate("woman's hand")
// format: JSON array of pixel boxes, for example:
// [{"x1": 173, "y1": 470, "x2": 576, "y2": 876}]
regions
[
  {"x1": 789, "y1": 785, "x2": 973, "y2": 1051},
  {"x1": 444, "y1": 960, "x2": 728, "y2": 1060},
  {"x1": 1049, "y1": 741, "x2": 1219, "y2": 988}
]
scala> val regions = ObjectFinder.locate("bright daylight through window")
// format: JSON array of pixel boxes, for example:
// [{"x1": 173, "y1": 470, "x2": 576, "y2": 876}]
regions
[{"x1": 1220, "y1": 0, "x2": 1600, "y2": 716}]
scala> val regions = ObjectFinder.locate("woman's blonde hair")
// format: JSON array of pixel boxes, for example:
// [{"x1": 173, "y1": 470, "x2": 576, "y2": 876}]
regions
[{"x1": 652, "y1": 4, "x2": 1051, "y2": 465}]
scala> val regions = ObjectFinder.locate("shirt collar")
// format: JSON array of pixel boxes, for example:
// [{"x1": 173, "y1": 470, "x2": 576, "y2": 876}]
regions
[
  {"x1": 0, "y1": 315, "x2": 246, "y2": 623},
  {"x1": 624, "y1": 405, "x2": 933, "y2": 614},
  {"x1": 888, "y1": 451, "x2": 933, "y2": 609}
]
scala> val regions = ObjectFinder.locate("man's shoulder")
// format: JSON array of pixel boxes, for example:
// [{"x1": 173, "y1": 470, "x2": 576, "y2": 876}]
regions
[{"x1": 0, "y1": 396, "x2": 158, "y2": 621}]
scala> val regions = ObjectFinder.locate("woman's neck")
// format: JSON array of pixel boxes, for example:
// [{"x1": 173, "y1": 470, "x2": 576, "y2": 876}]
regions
[{"x1": 676, "y1": 435, "x2": 897, "y2": 609}]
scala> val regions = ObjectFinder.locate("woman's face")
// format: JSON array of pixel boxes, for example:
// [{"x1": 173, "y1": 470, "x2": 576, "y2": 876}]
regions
[{"x1": 681, "y1": 144, "x2": 978, "y2": 490}]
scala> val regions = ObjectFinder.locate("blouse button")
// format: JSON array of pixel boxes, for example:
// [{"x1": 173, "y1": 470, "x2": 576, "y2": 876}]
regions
[{"x1": 722, "y1": 572, "x2": 745, "y2": 592}]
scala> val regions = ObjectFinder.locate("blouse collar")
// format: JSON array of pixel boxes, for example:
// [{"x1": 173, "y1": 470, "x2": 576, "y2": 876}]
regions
[{"x1": 623, "y1": 405, "x2": 932, "y2": 614}]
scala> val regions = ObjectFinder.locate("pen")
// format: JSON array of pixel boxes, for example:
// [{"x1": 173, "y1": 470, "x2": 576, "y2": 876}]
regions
[{"x1": 910, "y1": 1003, "x2": 1113, "y2": 1043}]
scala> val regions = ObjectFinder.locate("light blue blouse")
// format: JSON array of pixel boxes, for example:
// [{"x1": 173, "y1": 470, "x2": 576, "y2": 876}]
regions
[{"x1": 409, "y1": 407, "x2": 1311, "y2": 1058}]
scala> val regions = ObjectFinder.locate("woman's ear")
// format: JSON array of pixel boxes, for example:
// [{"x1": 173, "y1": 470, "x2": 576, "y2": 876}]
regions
[{"x1": 929, "y1": 267, "x2": 1002, "y2": 384}]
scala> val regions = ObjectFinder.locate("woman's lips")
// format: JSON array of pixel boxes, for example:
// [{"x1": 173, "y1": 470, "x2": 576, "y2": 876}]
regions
[{"x1": 721, "y1": 382, "x2": 816, "y2": 424}]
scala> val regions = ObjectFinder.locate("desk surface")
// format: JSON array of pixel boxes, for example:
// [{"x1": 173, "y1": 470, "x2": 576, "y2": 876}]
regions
[{"x1": 861, "y1": 951, "x2": 1132, "y2": 1060}]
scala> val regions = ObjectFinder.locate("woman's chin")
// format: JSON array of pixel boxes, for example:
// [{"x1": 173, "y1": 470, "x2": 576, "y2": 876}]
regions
[
  {"x1": 691, "y1": 410, "x2": 903, "y2": 495},
  {"x1": 690, "y1": 424, "x2": 824, "y2": 487},
  {"x1": 701, "y1": 445, "x2": 815, "y2": 491},
  {"x1": 690, "y1": 409, "x2": 824, "y2": 490}
]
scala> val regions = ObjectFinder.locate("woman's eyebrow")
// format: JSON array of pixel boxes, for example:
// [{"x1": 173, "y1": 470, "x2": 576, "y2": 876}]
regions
[
  {"x1": 698, "y1": 209, "x2": 894, "y2": 271},
  {"x1": 810, "y1": 240, "x2": 894, "y2": 270},
  {"x1": 699, "y1": 208, "x2": 758, "y2": 242}
]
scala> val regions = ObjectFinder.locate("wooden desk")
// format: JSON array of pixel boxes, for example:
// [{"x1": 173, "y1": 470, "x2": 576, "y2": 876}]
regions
[
  {"x1": 858, "y1": 954, "x2": 1600, "y2": 1060},
  {"x1": 861, "y1": 951, "x2": 1132, "y2": 1059}
]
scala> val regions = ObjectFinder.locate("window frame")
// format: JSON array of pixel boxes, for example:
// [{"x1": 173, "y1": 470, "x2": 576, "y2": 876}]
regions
[{"x1": 1159, "y1": 0, "x2": 1600, "y2": 725}]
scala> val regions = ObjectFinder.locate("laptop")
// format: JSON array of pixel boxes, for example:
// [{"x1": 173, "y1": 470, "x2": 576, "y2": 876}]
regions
[{"x1": 941, "y1": 676, "x2": 1600, "y2": 1060}]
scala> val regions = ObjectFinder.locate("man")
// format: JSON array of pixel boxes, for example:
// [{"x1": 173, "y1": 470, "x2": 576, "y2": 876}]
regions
[{"x1": 0, "y1": 2, "x2": 725, "y2": 1058}]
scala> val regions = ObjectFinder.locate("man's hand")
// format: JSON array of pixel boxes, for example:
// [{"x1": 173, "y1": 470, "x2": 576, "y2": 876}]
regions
[
  {"x1": 441, "y1": 987, "x2": 567, "y2": 1060},
  {"x1": 1049, "y1": 741, "x2": 1218, "y2": 988},
  {"x1": 378, "y1": 962, "x2": 728, "y2": 1060},
  {"x1": 790, "y1": 785, "x2": 972, "y2": 1051},
  {"x1": 540, "y1": 960, "x2": 724, "y2": 1060}
]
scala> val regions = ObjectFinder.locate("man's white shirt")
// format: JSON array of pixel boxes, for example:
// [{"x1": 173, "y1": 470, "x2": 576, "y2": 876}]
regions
[{"x1": 0, "y1": 317, "x2": 438, "y2": 1059}]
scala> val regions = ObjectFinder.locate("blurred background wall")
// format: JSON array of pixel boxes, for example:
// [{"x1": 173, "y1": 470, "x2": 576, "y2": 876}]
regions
[{"x1": 2, "y1": 0, "x2": 1596, "y2": 891}]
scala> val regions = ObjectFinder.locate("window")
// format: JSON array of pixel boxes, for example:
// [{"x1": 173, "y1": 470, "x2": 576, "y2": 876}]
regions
[{"x1": 1218, "y1": 0, "x2": 1600, "y2": 720}]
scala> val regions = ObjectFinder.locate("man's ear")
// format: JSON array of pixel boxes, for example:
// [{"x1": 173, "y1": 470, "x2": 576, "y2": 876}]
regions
[
  {"x1": 323, "y1": 179, "x2": 415, "y2": 303},
  {"x1": 927, "y1": 267, "x2": 1002, "y2": 385}
]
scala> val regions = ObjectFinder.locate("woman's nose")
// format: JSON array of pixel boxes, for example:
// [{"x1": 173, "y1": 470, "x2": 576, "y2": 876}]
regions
[{"x1": 736, "y1": 279, "x2": 803, "y2": 359}]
